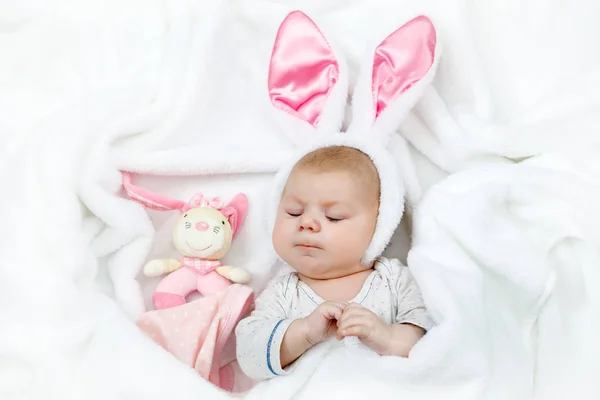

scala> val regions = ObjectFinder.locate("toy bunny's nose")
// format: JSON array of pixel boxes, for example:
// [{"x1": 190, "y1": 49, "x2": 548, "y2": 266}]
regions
[{"x1": 195, "y1": 222, "x2": 209, "y2": 231}]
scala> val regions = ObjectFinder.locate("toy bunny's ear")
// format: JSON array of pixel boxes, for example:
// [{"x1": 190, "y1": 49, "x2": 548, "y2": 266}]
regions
[
  {"x1": 268, "y1": 10, "x2": 348, "y2": 141},
  {"x1": 121, "y1": 172, "x2": 188, "y2": 212},
  {"x1": 220, "y1": 193, "x2": 248, "y2": 239},
  {"x1": 347, "y1": 15, "x2": 439, "y2": 141}
]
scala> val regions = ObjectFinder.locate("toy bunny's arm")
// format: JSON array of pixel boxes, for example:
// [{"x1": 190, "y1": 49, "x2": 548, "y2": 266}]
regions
[
  {"x1": 143, "y1": 258, "x2": 182, "y2": 277},
  {"x1": 216, "y1": 266, "x2": 251, "y2": 284}
]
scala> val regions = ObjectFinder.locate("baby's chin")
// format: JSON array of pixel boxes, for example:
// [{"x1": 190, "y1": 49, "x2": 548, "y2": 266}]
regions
[
  {"x1": 292, "y1": 259, "x2": 354, "y2": 280},
  {"x1": 287, "y1": 256, "x2": 332, "y2": 279}
]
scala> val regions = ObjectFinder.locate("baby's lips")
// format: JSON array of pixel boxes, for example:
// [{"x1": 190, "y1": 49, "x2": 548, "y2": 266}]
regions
[{"x1": 296, "y1": 242, "x2": 321, "y2": 248}]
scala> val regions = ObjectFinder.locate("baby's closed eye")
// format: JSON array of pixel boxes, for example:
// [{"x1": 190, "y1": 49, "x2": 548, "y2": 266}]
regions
[{"x1": 324, "y1": 209, "x2": 349, "y2": 222}]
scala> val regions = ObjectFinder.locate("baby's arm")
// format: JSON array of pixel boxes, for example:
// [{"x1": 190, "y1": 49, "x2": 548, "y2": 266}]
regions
[
  {"x1": 279, "y1": 319, "x2": 313, "y2": 368},
  {"x1": 386, "y1": 323, "x2": 426, "y2": 357},
  {"x1": 235, "y1": 278, "x2": 297, "y2": 381},
  {"x1": 391, "y1": 264, "x2": 434, "y2": 356}
]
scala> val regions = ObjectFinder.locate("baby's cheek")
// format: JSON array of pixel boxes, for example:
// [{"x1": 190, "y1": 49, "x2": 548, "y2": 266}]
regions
[
  {"x1": 335, "y1": 229, "x2": 369, "y2": 258},
  {"x1": 272, "y1": 221, "x2": 291, "y2": 254}
]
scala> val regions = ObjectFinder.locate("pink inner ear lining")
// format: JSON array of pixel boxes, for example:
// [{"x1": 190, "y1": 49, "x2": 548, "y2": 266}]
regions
[
  {"x1": 222, "y1": 194, "x2": 249, "y2": 239},
  {"x1": 222, "y1": 207, "x2": 242, "y2": 239},
  {"x1": 268, "y1": 10, "x2": 340, "y2": 127},
  {"x1": 371, "y1": 15, "x2": 437, "y2": 118}
]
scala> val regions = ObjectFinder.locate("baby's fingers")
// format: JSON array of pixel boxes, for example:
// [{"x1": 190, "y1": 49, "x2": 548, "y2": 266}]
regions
[
  {"x1": 338, "y1": 317, "x2": 371, "y2": 336},
  {"x1": 338, "y1": 315, "x2": 368, "y2": 329},
  {"x1": 339, "y1": 305, "x2": 373, "y2": 321},
  {"x1": 338, "y1": 324, "x2": 369, "y2": 339},
  {"x1": 344, "y1": 302, "x2": 364, "y2": 310},
  {"x1": 321, "y1": 301, "x2": 347, "y2": 320}
]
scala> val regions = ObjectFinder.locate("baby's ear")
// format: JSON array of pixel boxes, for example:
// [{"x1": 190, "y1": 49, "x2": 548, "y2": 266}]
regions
[
  {"x1": 267, "y1": 10, "x2": 349, "y2": 144},
  {"x1": 347, "y1": 15, "x2": 440, "y2": 142}
]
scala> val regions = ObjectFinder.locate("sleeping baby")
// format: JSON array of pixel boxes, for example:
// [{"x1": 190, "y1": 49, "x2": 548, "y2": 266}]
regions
[
  {"x1": 236, "y1": 7, "x2": 439, "y2": 384},
  {"x1": 235, "y1": 145, "x2": 433, "y2": 381}
]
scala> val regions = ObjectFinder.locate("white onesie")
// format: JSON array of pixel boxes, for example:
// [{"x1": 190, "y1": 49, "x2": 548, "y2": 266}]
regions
[{"x1": 235, "y1": 257, "x2": 434, "y2": 381}]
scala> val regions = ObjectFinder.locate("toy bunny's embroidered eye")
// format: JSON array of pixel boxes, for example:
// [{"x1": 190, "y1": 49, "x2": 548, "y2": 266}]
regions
[
  {"x1": 222, "y1": 220, "x2": 225, "y2": 225},
  {"x1": 183, "y1": 214, "x2": 188, "y2": 218}
]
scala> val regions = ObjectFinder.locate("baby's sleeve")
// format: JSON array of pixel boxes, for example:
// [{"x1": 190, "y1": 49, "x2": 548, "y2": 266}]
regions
[
  {"x1": 235, "y1": 276, "x2": 297, "y2": 381},
  {"x1": 393, "y1": 264, "x2": 435, "y2": 332}
]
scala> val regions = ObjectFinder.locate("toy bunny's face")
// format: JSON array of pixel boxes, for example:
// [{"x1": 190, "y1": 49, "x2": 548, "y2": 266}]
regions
[{"x1": 173, "y1": 207, "x2": 233, "y2": 260}]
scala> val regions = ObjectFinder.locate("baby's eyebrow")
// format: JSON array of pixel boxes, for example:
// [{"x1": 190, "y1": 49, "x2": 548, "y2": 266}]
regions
[{"x1": 283, "y1": 194, "x2": 305, "y2": 204}]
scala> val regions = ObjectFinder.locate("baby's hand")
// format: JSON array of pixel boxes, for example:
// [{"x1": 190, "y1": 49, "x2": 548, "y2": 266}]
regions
[
  {"x1": 336, "y1": 302, "x2": 392, "y2": 355},
  {"x1": 301, "y1": 301, "x2": 347, "y2": 345}
]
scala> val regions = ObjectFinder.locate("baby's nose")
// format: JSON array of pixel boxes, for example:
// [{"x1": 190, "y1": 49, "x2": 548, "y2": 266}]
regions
[{"x1": 195, "y1": 221, "x2": 209, "y2": 231}]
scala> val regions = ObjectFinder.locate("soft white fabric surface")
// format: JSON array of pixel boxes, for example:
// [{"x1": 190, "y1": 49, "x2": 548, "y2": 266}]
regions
[{"x1": 1, "y1": 0, "x2": 599, "y2": 399}]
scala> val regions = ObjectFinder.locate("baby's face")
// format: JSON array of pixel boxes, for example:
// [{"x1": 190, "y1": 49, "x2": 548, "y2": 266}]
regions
[{"x1": 272, "y1": 168, "x2": 378, "y2": 279}]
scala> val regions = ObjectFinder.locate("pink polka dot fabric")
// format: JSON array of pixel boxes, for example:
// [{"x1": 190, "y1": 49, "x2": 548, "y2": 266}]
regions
[{"x1": 137, "y1": 284, "x2": 255, "y2": 392}]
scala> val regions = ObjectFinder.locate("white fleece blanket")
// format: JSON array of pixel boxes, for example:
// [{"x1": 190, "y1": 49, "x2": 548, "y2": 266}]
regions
[
  {"x1": 2, "y1": 0, "x2": 600, "y2": 399},
  {"x1": 409, "y1": 157, "x2": 600, "y2": 400}
]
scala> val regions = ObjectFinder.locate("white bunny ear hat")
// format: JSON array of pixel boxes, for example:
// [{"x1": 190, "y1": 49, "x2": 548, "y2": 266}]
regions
[{"x1": 267, "y1": 10, "x2": 441, "y2": 265}]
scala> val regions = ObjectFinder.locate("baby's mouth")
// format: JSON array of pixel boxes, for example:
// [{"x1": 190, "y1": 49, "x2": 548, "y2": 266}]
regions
[{"x1": 296, "y1": 243, "x2": 321, "y2": 250}]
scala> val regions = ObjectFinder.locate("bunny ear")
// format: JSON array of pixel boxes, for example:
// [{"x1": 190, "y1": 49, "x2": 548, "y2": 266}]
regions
[
  {"x1": 347, "y1": 15, "x2": 439, "y2": 140},
  {"x1": 220, "y1": 193, "x2": 248, "y2": 239},
  {"x1": 121, "y1": 172, "x2": 188, "y2": 212},
  {"x1": 268, "y1": 10, "x2": 349, "y2": 142}
]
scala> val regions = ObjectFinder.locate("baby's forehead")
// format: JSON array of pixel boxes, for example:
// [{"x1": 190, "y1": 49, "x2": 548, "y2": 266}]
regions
[
  {"x1": 286, "y1": 167, "x2": 355, "y2": 186},
  {"x1": 282, "y1": 145, "x2": 381, "y2": 204},
  {"x1": 284, "y1": 168, "x2": 376, "y2": 204}
]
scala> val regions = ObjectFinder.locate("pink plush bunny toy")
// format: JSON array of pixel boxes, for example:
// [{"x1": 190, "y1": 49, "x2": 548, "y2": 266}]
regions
[{"x1": 122, "y1": 172, "x2": 251, "y2": 310}]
